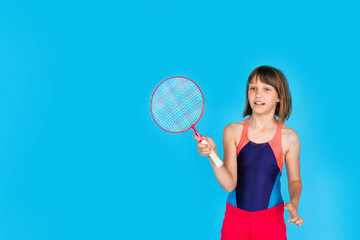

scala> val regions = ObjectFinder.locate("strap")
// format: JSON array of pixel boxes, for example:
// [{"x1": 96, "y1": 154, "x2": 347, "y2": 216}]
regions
[
  {"x1": 269, "y1": 120, "x2": 284, "y2": 171},
  {"x1": 236, "y1": 118, "x2": 250, "y2": 155}
]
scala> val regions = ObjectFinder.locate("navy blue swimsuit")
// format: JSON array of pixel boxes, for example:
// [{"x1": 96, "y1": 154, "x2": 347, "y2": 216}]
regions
[{"x1": 227, "y1": 118, "x2": 285, "y2": 212}]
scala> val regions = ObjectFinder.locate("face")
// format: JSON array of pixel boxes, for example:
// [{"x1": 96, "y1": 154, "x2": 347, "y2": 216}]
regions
[{"x1": 248, "y1": 75, "x2": 280, "y2": 114}]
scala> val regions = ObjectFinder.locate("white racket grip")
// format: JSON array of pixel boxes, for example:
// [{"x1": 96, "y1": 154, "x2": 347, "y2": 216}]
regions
[{"x1": 200, "y1": 140, "x2": 223, "y2": 168}]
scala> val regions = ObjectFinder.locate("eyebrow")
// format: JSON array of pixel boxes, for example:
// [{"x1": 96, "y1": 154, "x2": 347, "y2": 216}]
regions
[{"x1": 249, "y1": 82, "x2": 272, "y2": 86}]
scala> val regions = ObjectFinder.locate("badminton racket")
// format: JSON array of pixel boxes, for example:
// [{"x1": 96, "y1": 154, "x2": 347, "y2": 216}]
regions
[{"x1": 150, "y1": 76, "x2": 223, "y2": 168}]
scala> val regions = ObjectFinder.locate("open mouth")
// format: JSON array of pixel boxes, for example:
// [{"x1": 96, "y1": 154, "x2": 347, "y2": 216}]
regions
[{"x1": 254, "y1": 101, "x2": 265, "y2": 105}]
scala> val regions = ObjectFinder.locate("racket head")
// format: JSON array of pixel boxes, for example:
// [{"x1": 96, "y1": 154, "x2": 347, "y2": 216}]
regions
[{"x1": 150, "y1": 76, "x2": 204, "y2": 134}]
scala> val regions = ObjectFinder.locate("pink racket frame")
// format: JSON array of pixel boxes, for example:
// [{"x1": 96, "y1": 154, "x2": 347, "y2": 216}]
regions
[{"x1": 150, "y1": 76, "x2": 205, "y2": 139}]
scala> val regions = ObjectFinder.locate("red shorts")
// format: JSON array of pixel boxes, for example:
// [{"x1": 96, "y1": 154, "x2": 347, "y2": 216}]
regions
[{"x1": 221, "y1": 201, "x2": 287, "y2": 240}]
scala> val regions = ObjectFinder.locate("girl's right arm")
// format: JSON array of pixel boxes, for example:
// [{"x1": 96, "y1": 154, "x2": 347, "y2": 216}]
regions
[{"x1": 193, "y1": 123, "x2": 238, "y2": 192}]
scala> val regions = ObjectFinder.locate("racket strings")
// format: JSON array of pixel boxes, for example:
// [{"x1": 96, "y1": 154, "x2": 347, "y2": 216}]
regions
[
  {"x1": 154, "y1": 84, "x2": 201, "y2": 131},
  {"x1": 151, "y1": 77, "x2": 204, "y2": 132}
]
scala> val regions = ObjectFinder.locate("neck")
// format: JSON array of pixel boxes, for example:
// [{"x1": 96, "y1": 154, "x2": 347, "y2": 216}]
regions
[{"x1": 248, "y1": 114, "x2": 278, "y2": 129}]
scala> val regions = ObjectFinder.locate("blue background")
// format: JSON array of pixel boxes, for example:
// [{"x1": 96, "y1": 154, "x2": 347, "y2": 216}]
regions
[{"x1": 0, "y1": 0, "x2": 359, "y2": 239}]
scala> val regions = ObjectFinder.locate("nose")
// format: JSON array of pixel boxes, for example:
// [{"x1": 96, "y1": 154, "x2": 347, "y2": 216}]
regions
[{"x1": 255, "y1": 90, "x2": 262, "y2": 99}]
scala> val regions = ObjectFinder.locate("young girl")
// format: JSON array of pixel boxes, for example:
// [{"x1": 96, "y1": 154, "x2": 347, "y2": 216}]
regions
[{"x1": 193, "y1": 66, "x2": 304, "y2": 240}]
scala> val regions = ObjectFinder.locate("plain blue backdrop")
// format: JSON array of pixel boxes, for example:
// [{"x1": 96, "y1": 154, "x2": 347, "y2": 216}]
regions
[{"x1": 0, "y1": 0, "x2": 359, "y2": 239}]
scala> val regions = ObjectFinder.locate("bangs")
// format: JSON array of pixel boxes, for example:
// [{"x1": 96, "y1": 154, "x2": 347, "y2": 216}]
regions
[{"x1": 250, "y1": 71, "x2": 277, "y2": 89}]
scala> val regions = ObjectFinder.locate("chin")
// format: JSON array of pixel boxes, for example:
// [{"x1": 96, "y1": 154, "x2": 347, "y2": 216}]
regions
[{"x1": 251, "y1": 107, "x2": 270, "y2": 113}]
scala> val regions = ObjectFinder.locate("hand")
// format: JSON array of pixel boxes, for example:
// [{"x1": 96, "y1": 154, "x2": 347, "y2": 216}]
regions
[
  {"x1": 284, "y1": 202, "x2": 305, "y2": 226},
  {"x1": 192, "y1": 135, "x2": 217, "y2": 156}
]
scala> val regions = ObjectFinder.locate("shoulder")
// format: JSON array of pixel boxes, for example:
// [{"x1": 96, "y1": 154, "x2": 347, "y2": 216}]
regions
[
  {"x1": 223, "y1": 120, "x2": 245, "y2": 144},
  {"x1": 281, "y1": 124, "x2": 300, "y2": 151},
  {"x1": 224, "y1": 120, "x2": 245, "y2": 134}
]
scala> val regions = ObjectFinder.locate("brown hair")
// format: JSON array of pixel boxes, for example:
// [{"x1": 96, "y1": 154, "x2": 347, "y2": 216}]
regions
[{"x1": 242, "y1": 65, "x2": 292, "y2": 123}]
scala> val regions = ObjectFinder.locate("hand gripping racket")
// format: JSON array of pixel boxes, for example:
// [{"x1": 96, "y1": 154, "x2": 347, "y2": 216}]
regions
[{"x1": 150, "y1": 76, "x2": 223, "y2": 168}]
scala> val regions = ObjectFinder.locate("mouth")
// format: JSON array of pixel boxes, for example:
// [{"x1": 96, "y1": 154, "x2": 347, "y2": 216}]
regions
[{"x1": 254, "y1": 101, "x2": 265, "y2": 106}]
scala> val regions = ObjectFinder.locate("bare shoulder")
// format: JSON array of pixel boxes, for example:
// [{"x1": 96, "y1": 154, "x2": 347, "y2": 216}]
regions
[
  {"x1": 224, "y1": 121, "x2": 245, "y2": 134},
  {"x1": 281, "y1": 124, "x2": 300, "y2": 153},
  {"x1": 224, "y1": 120, "x2": 245, "y2": 145}
]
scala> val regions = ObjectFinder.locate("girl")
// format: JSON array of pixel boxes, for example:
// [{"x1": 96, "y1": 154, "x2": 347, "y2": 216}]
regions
[{"x1": 193, "y1": 66, "x2": 304, "y2": 240}]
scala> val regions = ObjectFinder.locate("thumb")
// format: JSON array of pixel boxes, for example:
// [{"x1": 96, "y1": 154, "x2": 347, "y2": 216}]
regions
[
  {"x1": 202, "y1": 136, "x2": 212, "y2": 143},
  {"x1": 193, "y1": 134, "x2": 200, "y2": 141},
  {"x1": 200, "y1": 136, "x2": 206, "y2": 141}
]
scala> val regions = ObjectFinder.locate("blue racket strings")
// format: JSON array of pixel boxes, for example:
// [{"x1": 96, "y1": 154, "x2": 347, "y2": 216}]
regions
[{"x1": 151, "y1": 77, "x2": 204, "y2": 133}]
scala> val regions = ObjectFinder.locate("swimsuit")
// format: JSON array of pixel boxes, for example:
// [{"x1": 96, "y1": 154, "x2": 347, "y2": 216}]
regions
[
  {"x1": 227, "y1": 117, "x2": 284, "y2": 211},
  {"x1": 221, "y1": 118, "x2": 287, "y2": 240}
]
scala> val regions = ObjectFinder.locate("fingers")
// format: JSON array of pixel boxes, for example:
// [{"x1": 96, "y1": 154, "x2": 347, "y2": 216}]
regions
[
  {"x1": 193, "y1": 134, "x2": 213, "y2": 156},
  {"x1": 295, "y1": 218, "x2": 305, "y2": 226},
  {"x1": 287, "y1": 216, "x2": 298, "y2": 223},
  {"x1": 193, "y1": 134, "x2": 207, "y2": 145},
  {"x1": 192, "y1": 134, "x2": 200, "y2": 141},
  {"x1": 284, "y1": 202, "x2": 305, "y2": 226},
  {"x1": 288, "y1": 216, "x2": 305, "y2": 226},
  {"x1": 192, "y1": 134, "x2": 206, "y2": 142},
  {"x1": 198, "y1": 143, "x2": 213, "y2": 155}
]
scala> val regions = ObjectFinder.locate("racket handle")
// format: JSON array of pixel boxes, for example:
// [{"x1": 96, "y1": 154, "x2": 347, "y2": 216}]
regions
[{"x1": 200, "y1": 139, "x2": 223, "y2": 168}]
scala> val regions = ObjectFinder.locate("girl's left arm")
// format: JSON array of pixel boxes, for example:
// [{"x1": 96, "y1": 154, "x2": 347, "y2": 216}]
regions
[{"x1": 284, "y1": 130, "x2": 305, "y2": 226}]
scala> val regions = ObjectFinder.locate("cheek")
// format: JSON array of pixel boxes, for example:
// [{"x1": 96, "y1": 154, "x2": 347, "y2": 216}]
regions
[
  {"x1": 267, "y1": 93, "x2": 278, "y2": 101},
  {"x1": 248, "y1": 95, "x2": 254, "y2": 103},
  {"x1": 248, "y1": 92, "x2": 255, "y2": 99}
]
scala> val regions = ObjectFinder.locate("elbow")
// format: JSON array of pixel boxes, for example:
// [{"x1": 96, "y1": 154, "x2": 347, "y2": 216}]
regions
[
  {"x1": 289, "y1": 179, "x2": 302, "y2": 185},
  {"x1": 225, "y1": 188, "x2": 235, "y2": 193},
  {"x1": 224, "y1": 183, "x2": 236, "y2": 193}
]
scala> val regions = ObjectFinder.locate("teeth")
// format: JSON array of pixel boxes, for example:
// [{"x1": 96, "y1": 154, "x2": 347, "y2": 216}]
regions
[{"x1": 255, "y1": 102, "x2": 264, "y2": 105}]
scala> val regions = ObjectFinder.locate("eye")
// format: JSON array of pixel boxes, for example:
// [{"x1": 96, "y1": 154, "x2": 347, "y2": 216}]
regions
[
  {"x1": 249, "y1": 87, "x2": 256, "y2": 90},
  {"x1": 264, "y1": 88, "x2": 270, "y2": 91}
]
